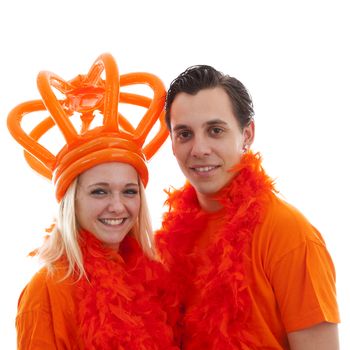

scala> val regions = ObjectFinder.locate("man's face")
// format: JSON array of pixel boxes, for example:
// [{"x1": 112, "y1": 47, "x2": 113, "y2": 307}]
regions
[{"x1": 170, "y1": 87, "x2": 254, "y2": 205}]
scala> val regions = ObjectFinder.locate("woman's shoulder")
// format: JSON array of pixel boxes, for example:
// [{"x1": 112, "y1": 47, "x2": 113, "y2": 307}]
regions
[
  {"x1": 17, "y1": 263, "x2": 74, "y2": 315},
  {"x1": 17, "y1": 267, "x2": 50, "y2": 316},
  {"x1": 16, "y1": 264, "x2": 80, "y2": 348}
]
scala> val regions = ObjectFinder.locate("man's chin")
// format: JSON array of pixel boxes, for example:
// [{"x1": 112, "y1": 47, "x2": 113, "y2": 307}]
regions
[
  {"x1": 193, "y1": 179, "x2": 232, "y2": 197},
  {"x1": 194, "y1": 185, "x2": 221, "y2": 197}
]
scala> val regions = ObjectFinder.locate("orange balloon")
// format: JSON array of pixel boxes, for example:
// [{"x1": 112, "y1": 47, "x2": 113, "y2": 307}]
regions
[{"x1": 7, "y1": 53, "x2": 169, "y2": 201}]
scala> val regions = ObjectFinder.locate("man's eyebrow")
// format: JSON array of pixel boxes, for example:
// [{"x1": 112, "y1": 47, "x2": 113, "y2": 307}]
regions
[
  {"x1": 172, "y1": 119, "x2": 228, "y2": 132},
  {"x1": 206, "y1": 119, "x2": 228, "y2": 126},
  {"x1": 172, "y1": 124, "x2": 189, "y2": 132}
]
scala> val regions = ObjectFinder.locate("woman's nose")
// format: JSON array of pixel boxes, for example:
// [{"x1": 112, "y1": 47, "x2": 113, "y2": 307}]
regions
[{"x1": 107, "y1": 194, "x2": 125, "y2": 213}]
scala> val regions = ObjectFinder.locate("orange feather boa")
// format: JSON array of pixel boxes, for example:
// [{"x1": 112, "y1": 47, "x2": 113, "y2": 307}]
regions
[
  {"x1": 76, "y1": 230, "x2": 179, "y2": 349},
  {"x1": 156, "y1": 152, "x2": 276, "y2": 349}
]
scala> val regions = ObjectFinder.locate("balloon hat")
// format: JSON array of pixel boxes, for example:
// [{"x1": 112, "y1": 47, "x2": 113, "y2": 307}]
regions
[{"x1": 7, "y1": 53, "x2": 168, "y2": 201}]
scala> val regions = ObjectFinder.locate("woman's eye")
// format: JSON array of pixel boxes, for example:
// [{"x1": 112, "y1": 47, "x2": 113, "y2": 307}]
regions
[
  {"x1": 124, "y1": 188, "x2": 139, "y2": 196},
  {"x1": 90, "y1": 188, "x2": 107, "y2": 196}
]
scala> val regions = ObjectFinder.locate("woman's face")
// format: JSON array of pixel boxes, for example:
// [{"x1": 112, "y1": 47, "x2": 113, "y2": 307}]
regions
[{"x1": 75, "y1": 162, "x2": 140, "y2": 250}]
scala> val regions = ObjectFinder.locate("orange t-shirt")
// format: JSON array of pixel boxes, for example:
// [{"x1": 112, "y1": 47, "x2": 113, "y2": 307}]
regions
[
  {"x1": 247, "y1": 195, "x2": 339, "y2": 348},
  {"x1": 190, "y1": 194, "x2": 340, "y2": 349},
  {"x1": 16, "y1": 265, "x2": 81, "y2": 349},
  {"x1": 16, "y1": 236, "x2": 180, "y2": 350}
]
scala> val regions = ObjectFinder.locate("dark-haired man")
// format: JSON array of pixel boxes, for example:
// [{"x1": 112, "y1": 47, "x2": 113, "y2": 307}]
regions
[{"x1": 156, "y1": 65, "x2": 340, "y2": 349}]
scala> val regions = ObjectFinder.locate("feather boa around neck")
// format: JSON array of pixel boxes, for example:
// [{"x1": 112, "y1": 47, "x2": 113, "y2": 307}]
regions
[
  {"x1": 76, "y1": 230, "x2": 179, "y2": 350},
  {"x1": 156, "y1": 152, "x2": 276, "y2": 349}
]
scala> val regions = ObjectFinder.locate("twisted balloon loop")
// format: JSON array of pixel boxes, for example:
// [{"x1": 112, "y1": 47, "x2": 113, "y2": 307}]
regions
[{"x1": 7, "y1": 53, "x2": 168, "y2": 201}]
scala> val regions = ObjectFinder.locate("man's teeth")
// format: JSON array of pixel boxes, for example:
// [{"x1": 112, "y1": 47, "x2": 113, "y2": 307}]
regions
[
  {"x1": 100, "y1": 218, "x2": 124, "y2": 225},
  {"x1": 194, "y1": 166, "x2": 216, "y2": 172}
]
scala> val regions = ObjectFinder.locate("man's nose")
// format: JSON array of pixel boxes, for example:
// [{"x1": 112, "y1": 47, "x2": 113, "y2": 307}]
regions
[{"x1": 190, "y1": 135, "x2": 211, "y2": 157}]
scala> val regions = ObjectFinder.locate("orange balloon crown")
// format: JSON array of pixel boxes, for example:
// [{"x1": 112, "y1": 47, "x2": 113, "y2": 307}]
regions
[{"x1": 7, "y1": 53, "x2": 168, "y2": 201}]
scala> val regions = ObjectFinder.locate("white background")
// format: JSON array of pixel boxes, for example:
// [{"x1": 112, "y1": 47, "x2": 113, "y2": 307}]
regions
[{"x1": 1, "y1": 0, "x2": 349, "y2": 348}]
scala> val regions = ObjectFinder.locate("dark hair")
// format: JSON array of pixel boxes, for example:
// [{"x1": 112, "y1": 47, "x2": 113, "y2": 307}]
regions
[{"x1": 165, "y1": 65, "x2": 254, "y2": 130}]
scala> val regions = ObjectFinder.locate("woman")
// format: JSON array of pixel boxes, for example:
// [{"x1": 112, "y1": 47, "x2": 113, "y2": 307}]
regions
[{"x1": 7, "y1": 53, "x2": 179, "y2": 349}]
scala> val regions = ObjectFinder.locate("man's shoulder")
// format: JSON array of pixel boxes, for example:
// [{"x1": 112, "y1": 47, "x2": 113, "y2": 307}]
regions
[
  {"x1": 258, "y1": 194, "x2": 324, "y2": 246},
  {"x1": 265, "y1": 193, "x2": 310, "y2": 226}
]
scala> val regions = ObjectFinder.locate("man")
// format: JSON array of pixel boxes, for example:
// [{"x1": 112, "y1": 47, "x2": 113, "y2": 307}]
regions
[{"x1": 155, "y1": 65, "x2": 340, "y2": 349}]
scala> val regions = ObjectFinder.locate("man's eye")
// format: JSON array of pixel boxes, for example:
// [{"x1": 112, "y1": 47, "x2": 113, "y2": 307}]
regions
[
  {"x1": 176, "y1": 130, "x2": 192, "y2": 140},
  {"x1": 209, "y1": 127, "x2": 224, "y2": 136}
]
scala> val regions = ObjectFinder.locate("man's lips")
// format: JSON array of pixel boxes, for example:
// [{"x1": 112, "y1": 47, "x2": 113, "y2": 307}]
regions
[{"x1": 189, "y1": 165, "x2": 220, "y2": 173}]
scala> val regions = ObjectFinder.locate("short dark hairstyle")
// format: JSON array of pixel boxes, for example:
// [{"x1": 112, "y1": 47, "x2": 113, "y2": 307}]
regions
[{"x1": 165, "y1": 65, "x2": 254, "y2": 130}]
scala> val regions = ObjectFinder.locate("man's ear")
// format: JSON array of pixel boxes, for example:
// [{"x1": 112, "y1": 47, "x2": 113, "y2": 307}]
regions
[{"x1": 243, "y1": 121, "x2": 255, "y2": 147}]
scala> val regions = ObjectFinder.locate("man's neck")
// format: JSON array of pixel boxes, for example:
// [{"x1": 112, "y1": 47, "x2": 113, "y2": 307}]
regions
[{"x1": 197, "y1": 192, "x2": 223, "y2": 212}]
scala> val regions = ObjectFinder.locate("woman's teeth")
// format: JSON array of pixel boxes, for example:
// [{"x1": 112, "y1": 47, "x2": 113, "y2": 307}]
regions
[{"x1": 100, "y1": 218, "x2": 125, "y2": 225}]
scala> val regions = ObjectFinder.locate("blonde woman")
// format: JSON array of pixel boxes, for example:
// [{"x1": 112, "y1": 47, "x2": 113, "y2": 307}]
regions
[{"x1": 8, "y1": 53, "x2": 179, "y2": 349}]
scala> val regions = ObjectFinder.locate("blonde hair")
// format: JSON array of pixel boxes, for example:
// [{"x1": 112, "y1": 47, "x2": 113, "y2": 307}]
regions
[{"x1": 38, "y1": 175, "x2": 154, "y2": 280}]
